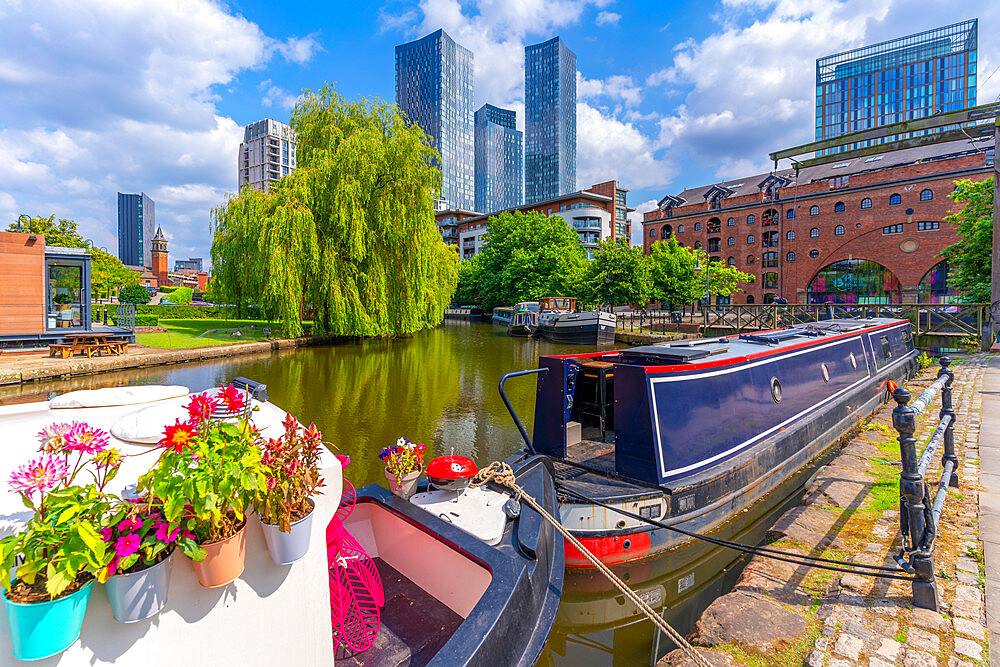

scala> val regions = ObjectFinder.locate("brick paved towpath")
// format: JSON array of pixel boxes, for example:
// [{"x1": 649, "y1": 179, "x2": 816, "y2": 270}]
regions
[{"x1": 661, "y1": 355, "x2": 994, "y2": 666}]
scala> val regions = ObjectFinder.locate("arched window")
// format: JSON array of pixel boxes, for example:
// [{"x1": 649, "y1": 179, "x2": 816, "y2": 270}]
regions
[
  {"x1": 920, "y1": 189, "x2": 933, "y2": 201},
  {"x1": 649, "y1": 228, "x2": 655, "y2": 238},
  {"x1": 889, "y1": 193, "x2": 901, "y2": 205},
  {"x1": 727, "y1": 257, "x2": 735, "y2": 266},
  {"x1": 834, "y1": 201, "x2": 845, "y2": 212},
  {"x1": 809, "y1": 205, "x2": 819, "y2": 216},
  {"x1": 746, "y1": 295, "x2": 755, "y2": 304},
  {"x1": 860, "y1": 198, "x2": 872, "y2": 209},
  {"x1": 762, "y1": 209, "x2": 779, "y2": 225},
  {"x1": 834, "y1": 225, "x2": 845, "y2": 236},
  {"x1": 747, "y1": 214, "x2": 756, "y2": 224},
  {"x1": 678, "y1": 224, "x2": 684, "y2": 233},
  {"x1": 787, "y1": 209, "x2": 796, "y2": 219},
  {"x1": 809, "y1": 249, "x2": 819, "y2": 258},
  {"x1": 786, "y1": 230, "x2": 795, "y2": 240},
  {"x1": 746, "y1": 234, "x2": 755, "y2": 244},
  {"x1": 727, "y1": 217, "x2": 735, "y2": 227},
  {"x1": 807, "y1": 258, "x2": 903, "y2": 304},
  {"x1": 746, "y1": 255, "x2": 755, "y2": 264},
  {"x1": 694, "y1": 241, "x2": 701, "y2": 249},
  {"x1": 707, "y1": 217, "x2": 722, "y2": 233},
  {"x1": 810, "y1": 227, "x2": 820, "y2": 238},
  {"x1": 661, "y1": 225, "x2": 672, "y2": 239},
  {"x1": 694, "y1": 222, "x2": 701, "y2": 231},
  {"x1": 786, "y1": 251, "x2": 795, "y2": 262},
  {"x1": 727, "y1": 236, "x2": 735, "y2": 247}
]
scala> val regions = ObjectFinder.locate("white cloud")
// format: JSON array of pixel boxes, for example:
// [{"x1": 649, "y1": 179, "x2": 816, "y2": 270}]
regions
[
  {"x1": 595, "y1": 11, "x2": 621, "y2": 26},
  {"x1": 578, "y1": 73, "x2": 642, "y2": 107},
  {"x1": 259, "y1": 79, "x2": 301, "y2": 111},
  {"x1": 0, "y1": 0, "x2": 315, "y2": 262},
  {"x1": 577, "y1": 102, "x2": 676, "y2": 190},
  {"x1": 628, "y1": 199, "x2": 658, "y2": 245}
]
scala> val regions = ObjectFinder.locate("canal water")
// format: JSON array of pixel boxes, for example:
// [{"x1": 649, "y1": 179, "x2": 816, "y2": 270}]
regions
[{"x1": 0, "y1": 321, "x2": 821, "y2": 664}]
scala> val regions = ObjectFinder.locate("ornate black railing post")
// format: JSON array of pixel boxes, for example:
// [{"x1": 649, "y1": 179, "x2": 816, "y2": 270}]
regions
[{"x1": 938, "y1": 357, "x2": 958, "y2": 487}]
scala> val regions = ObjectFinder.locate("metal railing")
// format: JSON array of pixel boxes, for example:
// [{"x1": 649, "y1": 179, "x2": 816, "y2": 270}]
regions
[
  {"x1": 891, "y1": 357, "x2": 958, "y2": 611},
  {"x1": 116, "y1": 303, "x2": 136, "y2": 330}
]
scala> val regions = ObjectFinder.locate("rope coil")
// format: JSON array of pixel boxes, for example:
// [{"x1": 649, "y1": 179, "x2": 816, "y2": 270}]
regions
[{"x1": 473, "y1": 461, "x2": 712, "y2": 667}]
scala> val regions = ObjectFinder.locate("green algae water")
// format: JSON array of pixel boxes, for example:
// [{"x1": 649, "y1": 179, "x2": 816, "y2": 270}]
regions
[{"x1": 0, "y1": 321, "x2": 820, "y2": 664}]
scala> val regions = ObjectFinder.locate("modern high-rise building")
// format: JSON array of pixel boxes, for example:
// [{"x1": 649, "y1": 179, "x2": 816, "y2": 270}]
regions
[
  {"x1": 238, "y1": 118, "x2": 297, "y2": 192},
  {"x1": 525, "y1": 36, "x2": 576, "y2": 204},
  {"x1": 174, "y1": 257, "x2": 203, "y2": 272},
  {"x1": 395, "y1": 29, "x2": 475, "y2": 211},
  {"x1": 474, "y1": 104, "x2": 523, "y2": 213},
  {"x1": 815, "y1": 20, "x2": 978, "y2": 155},
  {"x1": 117, "y1": 192, "x2": 154, "y2": 267}
]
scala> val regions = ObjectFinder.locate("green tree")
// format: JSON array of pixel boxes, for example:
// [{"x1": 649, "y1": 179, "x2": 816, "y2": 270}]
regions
[
  {"x1": 211, "y1": 85, "x2": 458, "y2": 336},
  {"x1": 647, "y1": 239, "x2": 753, "y2": 307},
  {"x1": 584, "y1": 239, "x2": 651, "y2": 307},
  {"x1": 940, "y1": 177, "x2": 992, "y2": 302},
  {"x1": 707, "y1": 256, "x2": 755, "y2": 299},
  {"x1": 7, "y1": 215, "x2": 86, "y2": 248},
  {"x1": 118, "y1": 283, "x2": 152, "y2": 304},
  {"x1": 455, "y1": 210, "x2": 587, "y2": 311},
  {"x1": 90, "y1": 247, "x2": 138, "y2": 299}
]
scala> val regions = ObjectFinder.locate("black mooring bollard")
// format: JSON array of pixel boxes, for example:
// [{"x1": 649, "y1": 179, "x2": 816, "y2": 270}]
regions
[{"x1": 938, "y1": 356, "x2": 958, "y2": 488}]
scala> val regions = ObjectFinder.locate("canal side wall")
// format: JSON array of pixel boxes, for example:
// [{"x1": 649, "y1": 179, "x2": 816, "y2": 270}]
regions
[
  {"x1": 0, "y1": 334, "x2": 365, "y2": 386},
  {"x1": 659, "y1": 356, "x2": 993, "y2": 666}
]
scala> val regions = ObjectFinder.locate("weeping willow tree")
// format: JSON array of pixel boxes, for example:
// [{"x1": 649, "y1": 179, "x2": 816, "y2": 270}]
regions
[{"x1": 211, "y1": 85, "x2": 458, "y2": 336}]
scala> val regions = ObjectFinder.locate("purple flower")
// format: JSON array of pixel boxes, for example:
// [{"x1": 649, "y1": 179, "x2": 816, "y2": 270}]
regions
[
  {"x1": 100, "y1": 527, "x2": 113, "y2": 542},
  {"x1": 63, "y1": 423, "x2": 110, "y2": 455},
  {"x1": 114, "y1": 533, "x2": 142, "y2": 558},
  {"x1": 9, "y1": 455, "x2": 70, "y2": 498}
]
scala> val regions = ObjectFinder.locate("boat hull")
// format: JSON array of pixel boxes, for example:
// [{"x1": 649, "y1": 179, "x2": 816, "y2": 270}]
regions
[
  {"x1": 508, "y1": 324, "x2": 535, "y2": 337},
  {"x1": 537, "y1": 311, "x2": 616, "y2": 345}
]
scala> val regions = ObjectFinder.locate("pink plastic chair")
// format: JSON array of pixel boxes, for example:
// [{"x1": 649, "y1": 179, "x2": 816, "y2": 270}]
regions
[{"x1": 327, "y1": 477, "x2": 384, "y2": 652}]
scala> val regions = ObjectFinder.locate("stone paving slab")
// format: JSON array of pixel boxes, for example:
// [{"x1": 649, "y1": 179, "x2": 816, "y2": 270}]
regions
[{"x1": 983, "y1": 356, "x2": 1000, "y2": 666}]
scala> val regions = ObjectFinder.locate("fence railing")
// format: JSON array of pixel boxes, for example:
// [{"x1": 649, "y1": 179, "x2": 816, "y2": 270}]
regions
[
  {"x1": 116, "y1": 303, "x2": 136, "y2": 330},
  {"x1": 890, "y1": 357, "x2": 958, "y2": 611}
]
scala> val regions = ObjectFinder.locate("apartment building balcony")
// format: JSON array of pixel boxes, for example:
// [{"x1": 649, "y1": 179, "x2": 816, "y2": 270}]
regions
[{"x1": 572, "y1": 217, "x2": 602, "y2": 231}]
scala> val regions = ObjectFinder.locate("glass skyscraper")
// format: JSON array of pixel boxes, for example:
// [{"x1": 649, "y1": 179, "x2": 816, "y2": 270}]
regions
[
  {"x1": 474, "y1": 104, "x2": 523, "y2": 213},
  {"x1": 525, "y1": 36, "x2": 576, "y2": 204},
  {"x1": 815, "y1": 20, "x2": 978, "y2": 155},
  {"x1": 395, "y1": 29, "x2": 475, "y2": 211},
  {"x1": 117, "y1": 192, "x2": 154, "y2": 267}
]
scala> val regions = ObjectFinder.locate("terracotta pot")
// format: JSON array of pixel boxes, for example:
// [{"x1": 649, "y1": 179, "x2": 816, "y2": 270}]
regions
[
  {"x1": 386, "y1": 468, "x2": 421, "y2": 500},
  {"x1": 190, "y1": 523, "x2": 247, "y2": 588}
]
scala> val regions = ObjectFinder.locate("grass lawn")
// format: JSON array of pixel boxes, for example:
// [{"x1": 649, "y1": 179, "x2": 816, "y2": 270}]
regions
[{"x1": 136, "y1": 319, "x2": 282, "y2": 349}]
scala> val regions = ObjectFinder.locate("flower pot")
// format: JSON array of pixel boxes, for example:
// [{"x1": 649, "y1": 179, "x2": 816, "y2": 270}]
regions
[
  {"x1": 190, "y1": 523, "x2": 247, "y2": 588},
  {"x1": 260, "y1": 498, "x2": 315, "y2": 566},
  {"x1": 386, "y1": 468, "x2": 421, "y2": 500},
  {"x1": 4, "y1": 580, "x2": 93, "y2": 661},
  {"x1": 104, "y1": 551, "x2": 173, "y2": 623}
]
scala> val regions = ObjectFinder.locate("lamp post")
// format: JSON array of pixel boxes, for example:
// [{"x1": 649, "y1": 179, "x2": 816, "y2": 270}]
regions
[
  {"x1": 695, "y1": 251, "x2": 711, "y2": 326},
  {"x1": 15, "y1": 214, "x2": 30, "y2": 232}
]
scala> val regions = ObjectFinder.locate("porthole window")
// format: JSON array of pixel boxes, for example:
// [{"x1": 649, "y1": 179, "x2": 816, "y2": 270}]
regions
[
  {"x1": 770, "y1": 377, "x2": 782, "y2": 403},
  {"x1": 821, "y1": 363, "x2": 830, "y2": 383},
  {"x1": 809, "y1": 249, "x2": 820, "y2": 258},
  {"x1": 849, "y1": 352, "x2": 857, "y2": 370}
]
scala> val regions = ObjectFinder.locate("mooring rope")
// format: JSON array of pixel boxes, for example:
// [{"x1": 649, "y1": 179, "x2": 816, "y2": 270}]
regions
[{"x1": 472, "y1": 461, "x2": 713, "y2": 667}]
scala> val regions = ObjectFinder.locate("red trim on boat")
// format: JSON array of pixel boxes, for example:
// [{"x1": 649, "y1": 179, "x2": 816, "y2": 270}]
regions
[{"x1": 563, "y1": 531, "x2": 652, "y2": 568}]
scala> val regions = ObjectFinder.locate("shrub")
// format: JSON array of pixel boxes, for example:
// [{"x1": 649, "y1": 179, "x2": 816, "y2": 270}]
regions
[
  {"x1": 135, "y1": 314, "x2": 159, "y2": 327},
  {"x1": 171, "y1": 286, "x2": 193, "y2": 305},
  {"x1": 119, "y1": 284, "x2": 152, "y2": 304},
  {"x1": 159, "y1": 285, "x2": 178, "y2": 293}
]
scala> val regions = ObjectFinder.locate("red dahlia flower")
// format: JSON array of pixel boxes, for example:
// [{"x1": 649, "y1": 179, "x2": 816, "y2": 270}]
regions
[
  {"x1": 161, "y1": 420, "x2": 198, "y2": 453},
  {"x1": 185, "y1": 393, "x2": 217, "y2": 422}
]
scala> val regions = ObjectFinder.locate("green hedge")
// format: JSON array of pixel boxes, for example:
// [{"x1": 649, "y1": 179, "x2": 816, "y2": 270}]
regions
[
  {"x1": 159, "y1": 286, "x2": 178, "y2": 293},
  {"x1": 171, "y1": 286, "x2": 193, "y2": 305},
  {"x1": 135, "y1": 314, "x2": 159, "y2": 327},
  {"x1": 136, "y1": 304, "x2": 266, "y2": 319}
]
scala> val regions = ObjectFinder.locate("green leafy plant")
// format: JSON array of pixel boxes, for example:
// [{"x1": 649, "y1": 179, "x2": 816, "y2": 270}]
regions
[
  {"x1": 101, "y1": 500, "x2": 198, "y2": 577},
  {"x1": 258, "y1": 415, "x2": 327, "y2": 532},
  {"x1": 916, "y1": 351, "x2": 935, "y2": 369},
  {"x1": 0, "y1": 423, "x2": 124, "y2": 601},
  {"x1": 118, "y1": 283, "x2": 152, "y2": 304},
  {"x1": 379, "y1": 438, "x2": 427, "y2": 485},
  {"x1": 134, "y1": 314, "x2": 159, "y2": 327},
  {"x1": 140, "y1": 387, "x2": 269, "y2": 546},
  {"x1": 53, "y1": 293, "x2": 73, "y2": 305}
]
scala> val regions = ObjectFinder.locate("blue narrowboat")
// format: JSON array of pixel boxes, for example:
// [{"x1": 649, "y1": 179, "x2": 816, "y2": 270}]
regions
[
  {"x1": 492, "y1": 306, "x2": 514, "y2": 327},
  {"x1": 509, "y1": 318, "x2": 918, "y2": 567},
  {"x1": 509, "y1": 301, "x2": 540, "y2": 337}
]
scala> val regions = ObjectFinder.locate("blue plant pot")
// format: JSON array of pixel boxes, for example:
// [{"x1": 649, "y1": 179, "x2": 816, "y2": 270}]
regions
[{"x1": 4, "y1": 580, "x2": 93, "y2": 661}]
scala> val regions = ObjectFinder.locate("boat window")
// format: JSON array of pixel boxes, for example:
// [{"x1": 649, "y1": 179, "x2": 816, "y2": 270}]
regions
[
  {"x1": 849, "y1": 352, "x2": 857, "y2": 370},
  {"x1": 821, "y1": 363, "x2": 830, "y2": 383},
  {"x1": 770, "y1": 377, "x2": 782, "y2": 403},
  {"x1": 902, "y1": 328, "x2": 912, "y2": 348},
  {"x1": 880, "y1": 336, "x2": 892, "y2": 360}
]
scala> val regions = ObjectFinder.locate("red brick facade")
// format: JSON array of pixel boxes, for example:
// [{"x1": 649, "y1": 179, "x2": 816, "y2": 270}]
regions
[{"x1": 642, "y1": 150, "x2": 991, "y2": 304}]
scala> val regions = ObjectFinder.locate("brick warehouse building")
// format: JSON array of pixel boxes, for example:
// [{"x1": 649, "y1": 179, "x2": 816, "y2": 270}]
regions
[{"x1": 642, "y1": 139, "x2": 994, "y2": 305}]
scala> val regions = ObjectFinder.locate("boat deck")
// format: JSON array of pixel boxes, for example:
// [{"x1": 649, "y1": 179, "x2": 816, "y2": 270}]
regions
[
  {"x1": 335, "y1": 559, "x2": 463, "y2": 667},
  {"x1": 554, "y1": 428, "x2": 663, "y2": 502}
]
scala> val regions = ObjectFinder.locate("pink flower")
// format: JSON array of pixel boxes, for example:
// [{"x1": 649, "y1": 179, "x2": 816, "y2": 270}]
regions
[
  {"x1": 118, "y1": 518, "x2": 140, "y2": 533},
  {"x1": 154, "y1": 521, "x2": 181, "y2": 543},
  {"x1": 114, "y1": 533, "x2": 142, "y2": 558},
  {"x1": 36, "y1": 422, "x2": 76, "y2": 454},
  {"x1": 106, "y1": 555, "x2": 120, "y2": 577},
  {"x1": 218, "y1": 385, "x2": 245, "y2": 413},
  {"x1": 63, "y1": 423, "x2": 110, "y2": 454},
  {"x1": 9, "y1": 455, "x2": 70, "y2": 498},
  {"x1": 100, "y1": 527, "x2": 114, "y2": 542},
  {"x1": 185, "y1": 393, "x2": 217, "y2": 422},
  {"x1": 266, "y1": 477, "x2": 278, "y2": 491}
]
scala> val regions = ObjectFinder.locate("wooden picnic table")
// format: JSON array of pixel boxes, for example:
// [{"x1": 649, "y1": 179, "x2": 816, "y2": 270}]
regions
[{"x1": 49, "y1": 332, "x2": 129, "y2": 359}]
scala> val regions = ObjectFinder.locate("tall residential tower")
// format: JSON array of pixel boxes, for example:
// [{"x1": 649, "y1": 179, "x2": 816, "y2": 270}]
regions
[
  {"x1": 117, "y1": 192, "x2": 154, "y2": 267},
  {"x1": 525, "y1": 36, "x2": 576, "y2": 204},
  {"x1": 815, "y1": 20, "x2": 978, "y2": 155},
  {"x1": 238, "y1": 118, "x2": 297, "y2": 191},
  {"x1": 474, "y1": 104, "x2": 523, "y2": 213},
  {"x1": 395, "y1": 29, "x2": 475, "y2": 211}
]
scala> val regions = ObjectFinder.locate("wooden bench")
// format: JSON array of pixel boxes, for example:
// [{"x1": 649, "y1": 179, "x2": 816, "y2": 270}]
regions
[{"x1": 48, "y1": 343, "x2": 75, "y2": 359}]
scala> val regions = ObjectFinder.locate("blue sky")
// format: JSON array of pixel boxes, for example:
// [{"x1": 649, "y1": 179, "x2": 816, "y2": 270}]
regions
[{"x1": 2, "y1": 0, "x2": 998, "y2": 264}]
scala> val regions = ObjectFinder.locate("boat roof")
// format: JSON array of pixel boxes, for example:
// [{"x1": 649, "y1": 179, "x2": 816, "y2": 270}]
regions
[{"x1": 547, "y1": 318, "x2": 908, "y2": 370}]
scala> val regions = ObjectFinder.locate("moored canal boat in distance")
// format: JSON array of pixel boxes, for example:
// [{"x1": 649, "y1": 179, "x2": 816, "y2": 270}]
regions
[
  {"x1": 536, "y1": 297, "x2": 616, "y2": 346},
  {"x1": 520, "y1": 318, "x2": 918, "y2": 567},
  {"x1": 444, "y1": 305, "x2": 485, "y2": 320},
  {"x1": 509, "y1": 301, "x2": 539, "y2": 337},
  {"x1": 492, "y1": 306, "x2": 514, "y2": 327}
]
